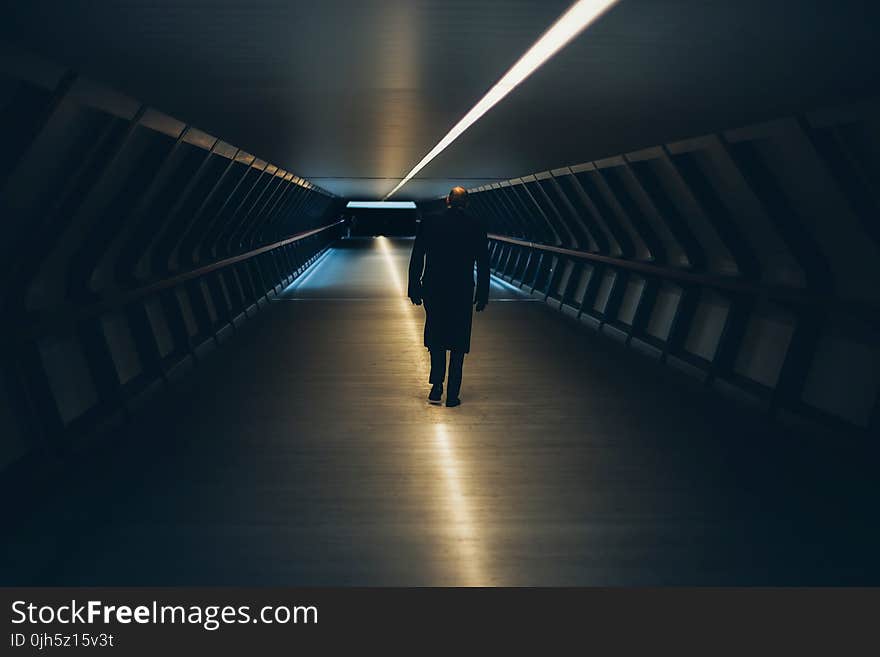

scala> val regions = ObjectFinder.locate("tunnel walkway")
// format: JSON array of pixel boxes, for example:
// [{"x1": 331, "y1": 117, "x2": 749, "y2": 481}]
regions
[{"x1": 7, "y1": 237, "x2": 878, "y2": 586}]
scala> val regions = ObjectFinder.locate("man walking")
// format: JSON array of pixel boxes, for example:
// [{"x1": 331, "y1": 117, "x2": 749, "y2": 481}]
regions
[{"x1": 408, "y1": 186, "x2": 489, "y2": 407}]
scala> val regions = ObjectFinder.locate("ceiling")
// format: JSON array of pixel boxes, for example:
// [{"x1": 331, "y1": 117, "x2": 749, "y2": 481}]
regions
[{"x1": 2, "y1": 1, "x2": 879, "y2": 200}]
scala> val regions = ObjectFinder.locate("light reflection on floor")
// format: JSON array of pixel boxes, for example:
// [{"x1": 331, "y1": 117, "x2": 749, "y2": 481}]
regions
[{"x1": 375, "y1": 236, "x2": 489, "y2": 586}]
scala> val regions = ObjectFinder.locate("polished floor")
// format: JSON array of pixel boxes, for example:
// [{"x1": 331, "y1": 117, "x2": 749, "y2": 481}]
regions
[{"x1": 6, "y1": 237, "x2": 879, "y2": 585}]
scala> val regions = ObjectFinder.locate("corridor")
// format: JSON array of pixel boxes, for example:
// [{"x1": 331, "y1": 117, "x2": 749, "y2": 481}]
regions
[{"x1": 6, "y1": 238, "x2": 877, "y2": 586}]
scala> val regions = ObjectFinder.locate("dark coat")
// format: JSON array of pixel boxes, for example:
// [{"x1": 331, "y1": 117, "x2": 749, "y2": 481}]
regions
[{"x1": 408, "y1": 207, "x2": 489, "y2": 353}]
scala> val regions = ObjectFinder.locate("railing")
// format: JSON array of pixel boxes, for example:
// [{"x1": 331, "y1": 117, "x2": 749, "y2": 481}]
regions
[
  {"x1": 488, "y1": 233, "x2": 879, "y2": 326},
  {"x1": 21, "y1": 221, "x2": 345, "y2": 340},
  {"x1": 7, "y1": 219, "x2": 345, "y2": 453}
]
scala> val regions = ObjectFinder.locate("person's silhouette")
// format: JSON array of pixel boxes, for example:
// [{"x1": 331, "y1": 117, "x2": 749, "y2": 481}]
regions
[{"x1": 408, "y1": 186, "x2": 489, "y2": 407}]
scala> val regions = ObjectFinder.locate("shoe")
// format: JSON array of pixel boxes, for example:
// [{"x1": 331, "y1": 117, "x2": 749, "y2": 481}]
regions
[
  {"x1": 428, "y1": 384, "x2": 443, "y2": 405},
  {"x1": 446, "y1": 397, "x2": 461, "y2": 408}
]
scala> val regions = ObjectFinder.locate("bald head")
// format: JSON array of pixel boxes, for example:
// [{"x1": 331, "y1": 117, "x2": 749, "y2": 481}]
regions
[{"x1": 446, "y1": 186, "x2": 469, "y2": 209}]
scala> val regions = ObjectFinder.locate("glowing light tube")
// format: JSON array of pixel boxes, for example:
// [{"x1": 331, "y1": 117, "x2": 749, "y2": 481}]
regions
[{"x1": 384, "y1": 0, "x2": 619, "y2": 199}]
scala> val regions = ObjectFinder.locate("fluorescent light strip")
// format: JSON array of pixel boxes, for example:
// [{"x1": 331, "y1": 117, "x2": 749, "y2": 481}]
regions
[
  {"x1": 385, "y1": 0, "x2": 618, "y2": 200},
  {"x1": 490, "y1": 274, "x2": 527, "y2": 294},
  {"x1": 285, "y1": 247, "x2": 333, "y2": 291},
  {"x1": 346, "y1": 201, "x2": 417, "y2": 209},
  {"x1": 384, "y1": 0, "x2": 618, "y2": 199}
]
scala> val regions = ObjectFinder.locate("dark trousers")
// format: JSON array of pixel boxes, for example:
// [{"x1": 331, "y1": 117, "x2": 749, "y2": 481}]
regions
[{"x1": 429, "y1": 349, "x2": 465, "y2": 398}]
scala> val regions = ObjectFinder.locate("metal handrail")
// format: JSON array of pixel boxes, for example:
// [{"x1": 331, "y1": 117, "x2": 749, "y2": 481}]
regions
[
  {"x1": 23, "y1": 220, "x2": 345, "y2": 338},
  {"x1": 488, "y1": 233, "x2": 879, "y2": 323}
]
